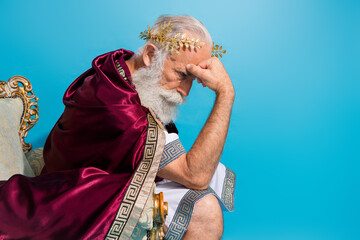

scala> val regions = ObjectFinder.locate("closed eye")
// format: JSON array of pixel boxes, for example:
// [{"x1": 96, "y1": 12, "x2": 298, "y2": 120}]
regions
[{"x1": 176, "y1": 70, "x2": 188, "y2": 80}]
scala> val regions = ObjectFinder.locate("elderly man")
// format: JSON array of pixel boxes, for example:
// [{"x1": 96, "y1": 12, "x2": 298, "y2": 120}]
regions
[{"x1": 0, "y1": 15, "x2": 235, "y2": 239}]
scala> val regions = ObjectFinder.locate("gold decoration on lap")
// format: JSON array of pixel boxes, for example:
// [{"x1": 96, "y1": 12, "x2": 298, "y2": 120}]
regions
[
  {"x1": 0, "y1": 76, "x2": 39, "y2": 153},
  {"x1": 152, "y1": 191, "x2": 168, "y2": 240}
]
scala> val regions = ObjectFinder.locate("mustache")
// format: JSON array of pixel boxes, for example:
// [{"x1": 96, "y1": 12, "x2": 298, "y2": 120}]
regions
[
  {"x1": 130, "y1": 62, "x2": 183, "y2": 125},
  {"x1": 158, "y1": 87, "x2": 186, "y2": 104}
]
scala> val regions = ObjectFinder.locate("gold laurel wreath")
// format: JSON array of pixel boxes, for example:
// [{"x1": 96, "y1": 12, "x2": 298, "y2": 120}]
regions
[
  {"x1": 139, "y1": 21, "x2": 226, "y2": 58},
  {"x1": 212, "y1": 43, "x2": 226, "y2": 58}
]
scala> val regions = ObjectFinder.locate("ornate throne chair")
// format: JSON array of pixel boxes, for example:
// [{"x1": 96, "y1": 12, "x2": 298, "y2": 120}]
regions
[
  {"x1": 0, "y1": 76, "x2": 39, "y2": 179},
  {"x1": 0, "y1": 76, "x2": 167, "y2": 240}
]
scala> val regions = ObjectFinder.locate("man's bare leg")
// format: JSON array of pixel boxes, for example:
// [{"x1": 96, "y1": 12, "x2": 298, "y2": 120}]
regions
[{"x1": 183, "y1": 194, "x2": 223, "y2": 240}]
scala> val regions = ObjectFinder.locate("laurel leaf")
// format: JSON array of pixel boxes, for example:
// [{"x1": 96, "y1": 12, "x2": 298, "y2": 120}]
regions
[{"x1": 139, "y1": 20, "x2": 225, "y2": 57}]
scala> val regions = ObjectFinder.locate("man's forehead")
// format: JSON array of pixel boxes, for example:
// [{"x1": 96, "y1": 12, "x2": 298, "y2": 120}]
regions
[{"x1": 168, "y1": 44, "x2": 212, "y2": 65}]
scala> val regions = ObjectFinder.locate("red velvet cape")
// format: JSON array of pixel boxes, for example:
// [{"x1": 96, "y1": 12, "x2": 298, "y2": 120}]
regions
[{"x1": 0, "y1": 49, "x2": 165, "y2": 239}]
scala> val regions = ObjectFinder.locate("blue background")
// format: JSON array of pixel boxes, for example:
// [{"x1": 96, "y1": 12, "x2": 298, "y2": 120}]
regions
[{"x1": 1, "y1": 0, "x2": 359, "y2": 239}]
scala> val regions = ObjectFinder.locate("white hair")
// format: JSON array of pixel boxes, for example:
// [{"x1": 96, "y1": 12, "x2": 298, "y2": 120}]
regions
[
  {"x1": 150, "y1": 15, "x2": 212, "y2": 48},
  {"x1": 135, "y1": 15, "x2": 212, "y2": 60}
]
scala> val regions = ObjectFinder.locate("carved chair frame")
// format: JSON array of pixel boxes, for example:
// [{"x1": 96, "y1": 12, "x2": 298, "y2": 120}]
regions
[{"x1": 0, "y1": 76, "x2": 39, "y2": 153}]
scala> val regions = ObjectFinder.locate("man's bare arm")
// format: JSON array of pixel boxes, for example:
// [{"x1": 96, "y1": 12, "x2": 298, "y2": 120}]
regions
[{"x1": 157, "y1": 58, "x2": 235, "y2": 190}]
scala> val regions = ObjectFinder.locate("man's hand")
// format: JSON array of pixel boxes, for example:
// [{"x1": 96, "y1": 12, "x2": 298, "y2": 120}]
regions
[
  {"x1": 157, "y1": 58, "x2": 235, "y2": 190},
  {"x1": 186, "y1": 57, "x2": 234, "y2": 97}
]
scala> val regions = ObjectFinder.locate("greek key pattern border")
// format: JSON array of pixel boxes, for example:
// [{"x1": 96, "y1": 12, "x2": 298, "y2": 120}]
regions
[
  {"x1": 105, "y1": 114, "x2": 158, "y2": 240},
  {"x1": 115, "y1": 61, "x2": 130, "y2": 84},
  {"x1": 159, "y1": 139, "x2": 186, "y2": 171},
  {"x1": 221, "y1": 167, "x2": 236, "y2": 211},
  {"x1": 164, "y1": 188, "x2": 215, "y2": 240}
]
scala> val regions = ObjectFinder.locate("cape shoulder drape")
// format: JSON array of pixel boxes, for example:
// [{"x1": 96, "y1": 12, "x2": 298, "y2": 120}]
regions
[{"x1": 0, "y1": 49, "x2": 165, "y2": 239}]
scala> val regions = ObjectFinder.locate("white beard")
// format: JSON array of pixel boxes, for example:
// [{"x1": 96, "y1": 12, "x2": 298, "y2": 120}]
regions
[{"x1": 131, "y1": 60, "x2": 186, "y2": 125}]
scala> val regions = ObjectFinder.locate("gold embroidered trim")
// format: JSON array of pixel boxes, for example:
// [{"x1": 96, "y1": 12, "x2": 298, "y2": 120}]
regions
[
  {"x1": 105, "y1": 114, "x2": 165, "y2": 240},
  {"x1": 115, "y1": 61, "x2": 130, "y2": 85}
]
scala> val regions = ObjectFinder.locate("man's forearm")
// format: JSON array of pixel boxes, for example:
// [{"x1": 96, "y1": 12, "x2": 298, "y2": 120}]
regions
[
  {"x1": 157, "y1": 58, "x2": 235, "y2": 190},
  {"x1": 186, "y1": 90, "x2": 234, "y2": 188}
]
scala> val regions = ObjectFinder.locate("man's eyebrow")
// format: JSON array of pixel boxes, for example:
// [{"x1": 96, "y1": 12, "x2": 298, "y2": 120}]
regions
[
  {"x1": 176, "y1": 68, "x2": 195, "y2": 78},
  {"x1": 186, "y1": 71, "x2": 195, "y2": 78}
]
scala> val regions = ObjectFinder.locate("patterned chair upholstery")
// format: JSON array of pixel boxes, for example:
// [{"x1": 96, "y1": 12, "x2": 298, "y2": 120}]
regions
[{"x1": 0, "y1": 76, "x2": 167, "y2": 240}]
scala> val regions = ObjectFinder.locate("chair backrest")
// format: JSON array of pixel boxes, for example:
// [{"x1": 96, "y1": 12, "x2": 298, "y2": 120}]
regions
[
  {"x1": 0, "y1": 76, "x2": 39, "y2": 179},
  {"x1": 0, "y1": 76, "x2": 39, "y2": 153}
]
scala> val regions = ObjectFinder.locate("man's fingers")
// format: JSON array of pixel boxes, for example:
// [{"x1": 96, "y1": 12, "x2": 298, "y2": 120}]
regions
[
  {"x1": 196, "y1": 77, "x2": 207, "y2": 88},
  {"x1": 186, "y1": 64, "x2": 208, "y2": 80},
  {"x1": 198, "y1": 58, "x2": 212, "y2": 69},
  {"x1": 186, "y1": 58, "x2": 231, "y2": 93}
]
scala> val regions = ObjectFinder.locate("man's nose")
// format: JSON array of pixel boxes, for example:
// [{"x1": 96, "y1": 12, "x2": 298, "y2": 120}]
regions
[{"x1": 177, "y1": 79, "x2": 193, "y2": 96}]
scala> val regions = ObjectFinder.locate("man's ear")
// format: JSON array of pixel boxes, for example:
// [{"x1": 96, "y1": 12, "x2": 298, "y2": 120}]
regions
[{"x1": 142, "y1": 43, "x2": 157, "y2": 67}]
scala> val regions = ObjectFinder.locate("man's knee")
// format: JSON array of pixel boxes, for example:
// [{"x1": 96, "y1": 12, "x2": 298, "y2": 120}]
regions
[{"x1": 185, "y1": 194, "x2": 223, "y2": 239}]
